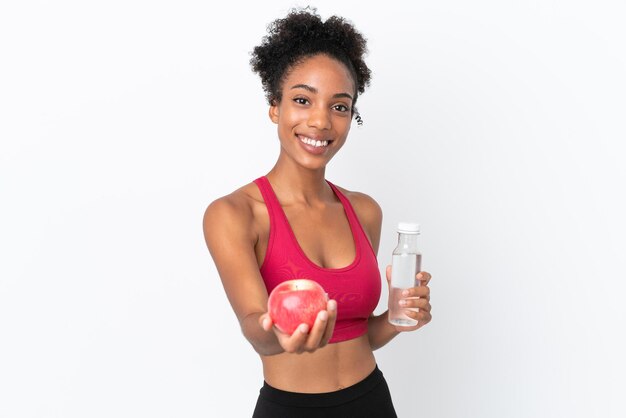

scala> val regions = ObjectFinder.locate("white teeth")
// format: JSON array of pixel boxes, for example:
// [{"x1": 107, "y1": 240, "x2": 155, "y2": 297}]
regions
[{"x1": 299, "y1": 136, "x2": 329, "y2": 147}]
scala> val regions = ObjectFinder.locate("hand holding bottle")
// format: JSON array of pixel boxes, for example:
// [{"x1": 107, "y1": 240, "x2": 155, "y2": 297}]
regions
[
  {"x1": 387, "y1": 222, "x2": 432, "y2": 331},
  {"x1": 385, "y1": 265, "x2": 432, "y2": 332}
]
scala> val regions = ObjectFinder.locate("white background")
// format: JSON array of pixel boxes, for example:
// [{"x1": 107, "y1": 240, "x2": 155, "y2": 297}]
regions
[{"x1": 1, "y1": 1, "x2": 625, "y2": 417}]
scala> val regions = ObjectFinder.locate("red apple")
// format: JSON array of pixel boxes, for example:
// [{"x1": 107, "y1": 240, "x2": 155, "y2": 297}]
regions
[{"x1": 267, "y1": 279, "x2": 328, "y2": 335}]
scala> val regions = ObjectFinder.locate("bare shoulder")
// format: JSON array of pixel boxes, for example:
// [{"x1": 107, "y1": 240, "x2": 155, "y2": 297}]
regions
[
  {"x1": 202, "y1": 182, "x2": 263, "y2": 244},
  {"x1": 333, "y1": 184, "x2": 383, "y2": 254},
  {"x1": 333, "y1": 184, "x2": 383, "y2": 224}
]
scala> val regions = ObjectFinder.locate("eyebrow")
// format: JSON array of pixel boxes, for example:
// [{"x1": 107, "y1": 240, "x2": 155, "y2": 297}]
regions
[{"x1": 290, "y1": 84, "x2": 353, "y2": 101}]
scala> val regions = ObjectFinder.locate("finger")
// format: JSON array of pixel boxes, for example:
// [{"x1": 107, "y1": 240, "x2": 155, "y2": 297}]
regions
[
  {"x1": 259, "y1": 313, "x2": 273, "y2": 332},
  {"x1": 417, "y1": 271, "x2": 432, "y2": 285},
  {"x1": 421, "y1": 310, "x2": 432, "y2": 324},
  {"x1": 401, "y1": 285, "x2": 430, "y2": 299},
  {"x1": 281, "y1": 323, "x2": 310, "y2": 354},
  {"x1": 320, "y1": 299, "x2": 338, "y2": 346},
  {"x1": 304, "y1": 310, "x2": 330, "y2": 351},
  {"x1": 405, "y1": 306, "x2": 432, "y2": 323},
  {"x1": 386, "y1": 265, "x2": 391, "y2": 283},
  {"x1": 415, "y1": 308, "x2": 432, "y2": 324},
  {"x1": 399, "y1": 298, "x2": 431, "y2": 311}
]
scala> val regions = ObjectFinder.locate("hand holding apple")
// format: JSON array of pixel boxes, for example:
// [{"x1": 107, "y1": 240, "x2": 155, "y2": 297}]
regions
[
  {"x1": 268, "y1": 279, "x2": 328, "y2": 334},
  {"x1": 259, "y1": 279, "x2": 337, "y2": 354}
]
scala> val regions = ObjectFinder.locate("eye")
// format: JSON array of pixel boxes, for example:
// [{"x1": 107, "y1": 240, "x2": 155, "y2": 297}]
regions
[
  {"x1": 333, "y1": 104, "x2": 350, "y2": 113},
  {"x1": 293, "y1": 97, "x2": 309, "y2": 105}
]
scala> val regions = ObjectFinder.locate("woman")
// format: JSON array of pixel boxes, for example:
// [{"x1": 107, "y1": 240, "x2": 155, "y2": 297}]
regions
[{"x1": 203, "y1": 7, "x2": 432, "y2": 417}]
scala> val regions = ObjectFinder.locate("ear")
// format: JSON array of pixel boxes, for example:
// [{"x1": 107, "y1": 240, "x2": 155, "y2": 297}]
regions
[{"x1": 269, "y1": 100, "x2": 279, "y2": 124}]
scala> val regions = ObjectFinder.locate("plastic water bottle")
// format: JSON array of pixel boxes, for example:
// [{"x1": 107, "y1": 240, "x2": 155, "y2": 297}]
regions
[{"x1": 388, "y1": 222, "x2": 422, "y2": 326}]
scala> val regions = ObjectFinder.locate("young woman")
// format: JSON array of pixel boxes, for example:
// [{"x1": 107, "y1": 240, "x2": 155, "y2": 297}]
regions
[{"x1": 203, "y1": 8, "x2": 432, "y2": 417}]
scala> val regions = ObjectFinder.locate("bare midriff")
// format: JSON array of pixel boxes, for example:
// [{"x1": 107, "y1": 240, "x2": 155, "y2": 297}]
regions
[{"x1": 260, "y1": 334, "x2": 377, "y2": 393}]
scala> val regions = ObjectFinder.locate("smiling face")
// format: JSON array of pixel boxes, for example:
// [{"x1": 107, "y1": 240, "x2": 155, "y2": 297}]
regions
[{"x1": 269, "y1": 54, "x2": 356, "y2": 171}]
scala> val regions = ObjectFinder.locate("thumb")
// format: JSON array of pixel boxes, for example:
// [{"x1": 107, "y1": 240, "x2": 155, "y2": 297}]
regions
[
  {"x1": 259, "y1": 313, "x2": 273, "y2": 331},
  {"x1": 385, "y1": 265, "x2": 392, "y2": 283}
]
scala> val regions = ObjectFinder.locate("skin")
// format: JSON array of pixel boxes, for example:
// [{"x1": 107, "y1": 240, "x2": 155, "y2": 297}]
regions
[{"x1": 203, "y1": 53, "x2": 432, "y2": 393}]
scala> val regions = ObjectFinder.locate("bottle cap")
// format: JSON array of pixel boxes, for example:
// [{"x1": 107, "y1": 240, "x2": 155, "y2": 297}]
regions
[{"x1": 397, "y1": 222, "x2": 420, "y2": 234}]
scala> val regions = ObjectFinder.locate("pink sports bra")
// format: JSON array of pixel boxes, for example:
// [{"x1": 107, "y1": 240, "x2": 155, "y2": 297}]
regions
[{"x1": 254, "y1": 176, "x2": 382, "y2": 344}]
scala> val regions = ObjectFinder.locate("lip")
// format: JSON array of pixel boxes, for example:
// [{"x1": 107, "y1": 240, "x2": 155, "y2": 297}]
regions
[{"x1": 296, "y1": 134, "x2": 332, "y2": 155}]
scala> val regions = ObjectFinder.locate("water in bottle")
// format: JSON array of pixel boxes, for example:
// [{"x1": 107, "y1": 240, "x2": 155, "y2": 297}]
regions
[{"x1": 388, "y1": 222, "x2": 422, "y2": 326}]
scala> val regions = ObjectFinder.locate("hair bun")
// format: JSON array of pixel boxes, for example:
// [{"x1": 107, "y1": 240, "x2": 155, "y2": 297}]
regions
[{"x1": 250, "y1": 7, "x2": 371, "y2": 107}]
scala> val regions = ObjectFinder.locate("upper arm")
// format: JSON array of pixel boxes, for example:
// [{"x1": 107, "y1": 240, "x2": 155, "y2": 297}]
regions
[{"x1": 202, "y1": 196, "x2": 269, "y2": 325}]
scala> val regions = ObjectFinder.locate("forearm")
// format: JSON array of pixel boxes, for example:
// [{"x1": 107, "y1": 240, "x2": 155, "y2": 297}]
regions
[
  {"x1": 367, "y1": 311, "x2": 400, "y2": 351},
  {"x1": 240, "y1": 312, "x2": 285, "y2": 356}
]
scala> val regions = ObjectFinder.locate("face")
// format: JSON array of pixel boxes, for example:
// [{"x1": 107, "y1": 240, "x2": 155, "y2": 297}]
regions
[{"x1": 269, "y1": 54, "x2": 356, "y2": 171}]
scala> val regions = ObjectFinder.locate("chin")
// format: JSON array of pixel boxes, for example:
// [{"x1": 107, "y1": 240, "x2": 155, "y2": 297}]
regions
[{"x1": 300, "y1": 156, "x2": 335, "y2": 171}]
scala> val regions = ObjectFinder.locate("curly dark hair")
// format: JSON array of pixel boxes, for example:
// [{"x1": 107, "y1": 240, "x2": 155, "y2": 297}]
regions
[{"x1": 250, "y1": 7, "x2": 371, "y2": 117}]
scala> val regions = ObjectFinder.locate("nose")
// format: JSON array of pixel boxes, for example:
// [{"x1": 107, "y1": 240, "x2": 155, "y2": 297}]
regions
[{"x1": 307, "y1": 106, "x2": 331, "y2": 130}]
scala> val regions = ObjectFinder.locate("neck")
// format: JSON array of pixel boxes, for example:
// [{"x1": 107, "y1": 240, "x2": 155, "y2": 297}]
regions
[{"x1": 265, "y1": 155, "x2": 333, "y2": 206}]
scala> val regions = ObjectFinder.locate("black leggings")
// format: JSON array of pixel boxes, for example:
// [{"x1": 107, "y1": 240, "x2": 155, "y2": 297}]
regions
[{"x1": 252, "y1": 364, "x2": 397, "y2": 418}]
